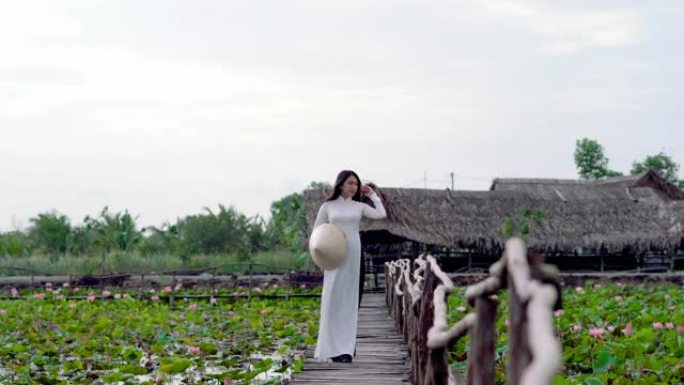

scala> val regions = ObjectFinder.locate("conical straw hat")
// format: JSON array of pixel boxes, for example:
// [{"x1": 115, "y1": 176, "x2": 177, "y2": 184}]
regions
[{"x1": 309, "y1": 224, "x2": 347, "y2": 270}]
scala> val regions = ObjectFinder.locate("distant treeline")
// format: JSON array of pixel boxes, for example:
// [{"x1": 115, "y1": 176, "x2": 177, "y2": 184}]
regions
[{"x1": 0, "y1": 182, "x2": 330, "y2": 262}]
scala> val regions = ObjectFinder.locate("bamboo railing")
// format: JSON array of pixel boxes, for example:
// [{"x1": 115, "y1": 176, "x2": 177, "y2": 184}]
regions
[{"x1": 385, "y1": 237, "x2": 562, "y2": 385}]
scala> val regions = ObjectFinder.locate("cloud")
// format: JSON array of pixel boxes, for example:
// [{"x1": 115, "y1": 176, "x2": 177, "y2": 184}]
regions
[{"x1": 479, "y1": 0, "x2": 644, "y2": 54}]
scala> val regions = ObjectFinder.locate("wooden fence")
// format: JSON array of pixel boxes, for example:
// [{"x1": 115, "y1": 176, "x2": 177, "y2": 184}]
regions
[{"x1": 385, "y1": 237, "x2": 563, "y2": 385}]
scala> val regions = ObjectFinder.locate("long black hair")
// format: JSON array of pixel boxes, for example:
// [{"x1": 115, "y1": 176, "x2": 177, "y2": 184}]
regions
[{"x1": 326, "y1": 170, "x2": 362, "y2": 202}]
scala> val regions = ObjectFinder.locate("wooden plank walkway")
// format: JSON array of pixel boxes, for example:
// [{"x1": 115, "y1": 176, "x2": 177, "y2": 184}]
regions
[{"x1": 291, "y1": 293, "x2": 410, "y2": 384}]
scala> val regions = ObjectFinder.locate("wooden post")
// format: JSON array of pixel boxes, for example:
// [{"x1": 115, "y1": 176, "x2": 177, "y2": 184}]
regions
[
  {"x1": 425, "y1": 345, "x2": 449, "y2": 385},
  {"x1": 467, "y1": 296, "x2": 496, "y2": 385},
  {"x1": 416, "y1": 266, "x2": 437, "y2": 385},
  {"x1": 170, "y1": 271, "x2": 176, "y2": 307},
  {"x1": 248, "y1": 263, "x2": 253, "y2": 306},
  {"x1": 140, "y1": 274, "x2": 145, "y2": 300},
  {"x1": 507, "y1": 277, "x2": 531, "y2": 385},
  {"x1": 211, "y1": 268, "x2": 217, "y2": 299}
]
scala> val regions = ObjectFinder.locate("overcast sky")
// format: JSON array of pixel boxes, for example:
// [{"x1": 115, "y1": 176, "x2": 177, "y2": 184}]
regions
[{"x1": 1, "y1": 0, "x2": 682, "y2": 231}]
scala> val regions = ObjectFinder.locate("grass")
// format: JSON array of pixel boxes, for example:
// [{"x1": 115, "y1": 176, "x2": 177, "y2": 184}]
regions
[{"x1": 0, "y1": 249, "x2": 310, "y2": 276}]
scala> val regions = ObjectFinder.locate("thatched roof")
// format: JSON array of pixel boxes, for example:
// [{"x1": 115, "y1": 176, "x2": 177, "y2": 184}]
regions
[
  {"x1": 491, "y1": 170, "x2": 684, "y2": 201},
  {"x1": 303, "y1": 171, "x2": 684, "y2": 256}
]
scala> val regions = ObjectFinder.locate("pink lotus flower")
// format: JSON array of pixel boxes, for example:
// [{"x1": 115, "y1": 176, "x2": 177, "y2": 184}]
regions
[
  {"x1": 114, "y1": 294, "x2": 122, "y2": 300},
  {"x1": 554, "y1": 310, "x2": 564, "y2": 317},
  {"x1": 260, "y1": 309, "x2": 269, "y2": 315},
  {"x1": 664, "y1": 294, "x2": 671, "y2": 300},
  {"x1": 11, "y1": 288, "x2": 17, "y2": 297},
  {"x1": 254, "y1": 287, "x2": 263, "y2": 294},
  {"x1": 149, "y1": 289, "x2": 156, "y2": 293},
  {"x1": 56, "y1": 295, "x2": 65, "y2": 300},
  {"x1": 87, "y1": 293, "x2": 96, "y2": 302},
  {"x1": 69, "y1": 303, "x2": 77, "y2": 309},
  {"x1": 665, "y1": 322, "x2": 674, "y2": 329},
  {"x1": 622, "y1": 324, "x2": 633, "y2": 336},
  {"x1": 589, "y1": 327, "x2": 605, "y2": 338},
  {"x1": 73, "y1": 287, "x2": 80, "y2": 292},
  {"x1": 33, "y1": 293, "x2": 46, "y2": 300},
  {"x1": 652, "y1": 322, "x2": 663, "y2": 330},
  {"x1": 188, "y1": 346, "x2": 201, "y2": 355},
  {"x1": 614, "y1": 296, "x2": 623, "y2": 302},
  {"x1": 593, "y1": 283, "x2": 601, "y2": 289},
  {"x1": 63, "y1": 282, "x2": 70, "y2": 288},
  {"x1": 174, "y1": 283, "x2": 182, "y2": 291},
  {"x1": 188, "y1": 304, "x2": 198, "y2": 311},
  {"x1": 457, "y1": 306, "x2": 467, "y2": 312},
  {"x1": 162, "y1": 286, "x2": 173, "y2": 293},
  {"x1": 210, "y1": 297, "x2": 217, "y2": 305},
  {"x1": 299, "y1": 284, "x2": 306, "y2": 289},
  {"x1": 122, "y1": 294, "x2": 130, "y2": 299},
  {"x1": 102, "y1": 290, "x2": 111, "y2": 298},
  {"x1": 0, "y1": 309, "x2": 6, "y2": 316},
  {"x1": 272, "y1": 284, "x2": 279, "y2": 288},
  {"x1": 45, "y1": 282, "x2": 53, "y2": 289},
  {"x1": 677, "y1": 325, "x2": 684, "y2": 334},
  {"x1": 607, "y1": 325, "x2": 615, "y2": 332},
  {"x1": 575, "y1": 287, "x2": 584, "y2": 294},
  {"x1": 616, "y1": 282, "x2": 623, "y2": 288},
  {"x1": 504, "y1": 319, "x2": 510, "y2": 327},
  {"x1": 151, "y1": 295, "x2": 160, "y2": 301},
  {"x1": 571, "y1": 324, "x2": 582, "y2": 333}
]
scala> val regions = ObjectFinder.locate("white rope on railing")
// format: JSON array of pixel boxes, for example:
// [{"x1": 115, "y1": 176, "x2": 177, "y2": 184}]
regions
[
  {"x1": 506, "y1": 238, "x2": 561, "y2": 385},
  {"x1": 425, "y1": 254, "x2": 477, "y2": 350},
  {"x1": 388, "y1": 259, "x2": 407, "y2": 296},
  {"x1": 465, "y1": 259, "x2": 505, "y2": 303}
]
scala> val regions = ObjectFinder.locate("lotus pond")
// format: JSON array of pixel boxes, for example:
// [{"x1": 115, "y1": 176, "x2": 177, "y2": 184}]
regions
[
  {"x1": 0, "y1": 285, "x2": 321, "y2": 384},
  {"x1": 1, "y1": 281, "x2": 682, "y2": 385},
  {"x1": 448, "y1": 282, "x2": 684, "y2": 385}
]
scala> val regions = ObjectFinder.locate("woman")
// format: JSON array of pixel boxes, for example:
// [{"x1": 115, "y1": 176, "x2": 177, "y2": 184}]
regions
[{"x1": 312, "y1": 170, "x2": 387, "y2": 363}]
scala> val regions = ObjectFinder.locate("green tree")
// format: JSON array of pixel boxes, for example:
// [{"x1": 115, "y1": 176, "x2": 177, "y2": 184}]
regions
[
  {"x1": 574, "y1": 138, "x2": 622, "y2": 180},
  {"x1": 66, "y1": 225, "x2": 93, "y2": 256},
  {"x1": 138, "y1": 222, "x2": 182, "y2": 257},
  {"x1": 0, "y1": 231, "x2": 32, "y2": 257},
  {"x1": 28, "y1": 211, "x2": 71, "y2": 258},
  {"x1": 179, "y1": 204, "x2": 255, "y2": 260},
  {"x1": 83, "y1": 207, "x2": 142, "y2": 273},
  {"x1": 267, "y1": 181, "x2": 331, "y2": 251},
  {"x1": 267, "y1": 192, "x2": 306, "y2": 251},
  {"x1": 631, "y1": 152, "x2": 683, "y2": 186},
  {"x1": 502, "y1": 208, "x2": 544, "y2": 238}
]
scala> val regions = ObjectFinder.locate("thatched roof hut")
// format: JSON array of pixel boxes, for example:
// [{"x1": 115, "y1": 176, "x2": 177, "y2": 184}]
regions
[{"x1": 303, "y1": 171, "x2": 684, "y2": 266}]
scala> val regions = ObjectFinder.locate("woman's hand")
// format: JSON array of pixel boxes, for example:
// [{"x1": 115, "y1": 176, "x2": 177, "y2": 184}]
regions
[{"x1": 361, "y1": 185, "x2": 374, "y2": 197}]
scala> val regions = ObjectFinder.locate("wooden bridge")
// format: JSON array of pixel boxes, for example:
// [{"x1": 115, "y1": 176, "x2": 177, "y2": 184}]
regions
[
  {"x1": 291, "y1": 293, "x2": 411, "y2": 384},
  {"x1": 292, "y1": 238, "x2": 562, "y2": 385}
]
